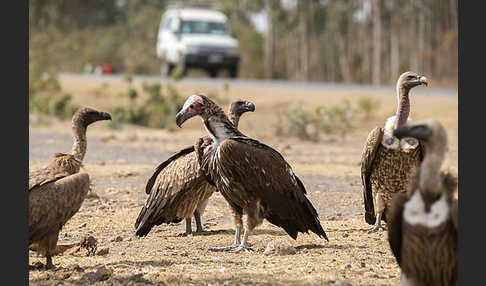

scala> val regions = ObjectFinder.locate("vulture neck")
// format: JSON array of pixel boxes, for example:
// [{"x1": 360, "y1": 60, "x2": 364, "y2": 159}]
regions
[
  {"x1": 203, "y1": 108, "x2": 242, "y2": 146},
  {"x1": 419, "y1": 148, "x2": 445, "y2": 194},
  {"x1": 394, "y1": 87, "x2": 411, "y2": 129},
  {"x1": 228, "y1": 111, "x2": 242, "y2": 128},
  {"x1": 71, "y1": 124, "x2": 87, "y2": 162}
]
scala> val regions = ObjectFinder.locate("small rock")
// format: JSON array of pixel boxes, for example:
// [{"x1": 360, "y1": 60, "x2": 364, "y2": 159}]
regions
[
  {"x1": 109, "y1": 236, "x2": 123, "y2": 242},
  {"x1": 78, "y1": 222, "x2": 87, "y2": 228},
  {"x1": 342, "y1": 233, "x2": 349, "y2": 238},
  {"x1": 264, "y1": 240, "x2": 296, "y2": 255},
  {"x1": 364, "y1": 271, "x2": 377, "y2": 278},
  {"x1": 96, "y1": 247, "x2": 109, "y2": 256},
  {"x1": 81, "y1": 266, "x2": 112, "y2": 282}
]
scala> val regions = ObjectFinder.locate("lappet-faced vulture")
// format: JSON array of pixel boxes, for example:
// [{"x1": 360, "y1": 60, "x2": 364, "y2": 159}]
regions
[
  {"x1": 134, "y1": 99, "x2": 255, "y2": 237},
  {"x1": 175, "y1": 94, "x2": 328, "y2": 252},
  {"x1": 361, "y1": 71, "x2": 428, "y2": 232},
  {"x1": 388, "y1": 119, "x2": 458, "y2": 286},
  {"x1": 29, "y1": 107, "x2": 111, "y2": 269}
]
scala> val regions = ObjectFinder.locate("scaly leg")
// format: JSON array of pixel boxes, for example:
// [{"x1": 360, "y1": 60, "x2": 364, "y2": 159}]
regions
[
  {"x1": 45, "y1": 254, "x2": 53, "y2": 270},
  {"x1": 177, "y1": 218, "x2": 192, "y2": 236},
  {"x1": 193, "y1": 210, "x2": 205, "y2": 234},
  {"x1": 209, "y1": 226, "x2": 242, "y2": 251},
  {"x1": 231, "y1": 228, "x2": 254, "y2": 253},
  {"x1": 369, "y1": 192, "x2": 386, "y2": 232}
]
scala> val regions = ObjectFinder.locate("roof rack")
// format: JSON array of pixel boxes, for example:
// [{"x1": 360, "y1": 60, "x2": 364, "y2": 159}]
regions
[{"x1": 166, "y1": 2, "x2": 222, "y2": 11}]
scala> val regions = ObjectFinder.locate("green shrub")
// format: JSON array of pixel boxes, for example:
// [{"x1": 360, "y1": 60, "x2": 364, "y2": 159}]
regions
[{"x1": 357, "y1": 96, "x2": 381, "y2": 119}]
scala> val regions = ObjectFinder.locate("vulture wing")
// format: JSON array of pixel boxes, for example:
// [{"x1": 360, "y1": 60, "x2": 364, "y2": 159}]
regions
[
  {"x1": 387, "y1": 192, "x2": 408, "y2": 267},
  {"x1": 29, "y1": 173, "x2": 90, "y2": 243},
  {"x1": 144, "y1": 146, "x2": 195, "y2": 194},
  {"x1": 211, "y1": 136, "x2": 327, "y2": 240},
  {"x1": 29, "y1": 167, "x2": 72, "y2": 192},
  {"x1": 135, "y1": 146, "x2": 215, "y2": 236},
  {"x1": 360, "y1": 127, "x2": 384, "y2": 224}
]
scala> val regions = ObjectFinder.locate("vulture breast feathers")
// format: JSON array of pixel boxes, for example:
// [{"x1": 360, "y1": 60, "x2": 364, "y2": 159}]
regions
[{"x1": 202, "y1": 136, "x2": 327, "y2": 241}]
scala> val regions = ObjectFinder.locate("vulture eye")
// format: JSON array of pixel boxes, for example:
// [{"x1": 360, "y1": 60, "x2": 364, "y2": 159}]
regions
[{"x1": 190, "y1": 104, "x2": 194, "y2": 109}]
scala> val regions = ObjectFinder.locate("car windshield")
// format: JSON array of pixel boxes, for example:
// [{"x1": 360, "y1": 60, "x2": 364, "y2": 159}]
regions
[{"x1": 180, "y1": 20, "x2": 228, "y2": 35}]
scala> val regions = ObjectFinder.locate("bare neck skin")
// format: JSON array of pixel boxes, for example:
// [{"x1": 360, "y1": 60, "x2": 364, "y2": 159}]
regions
[
  {"x1": 71, "y1": 124, "x2": 87, "y2": 162},
  {"x1": 203, "y1": 107, "x2": 243, "y2": 145},
  {"x1": 394, "y1": 86, "x2": 411, "y2": 129},
  {"x1": 419, "y1": 147, "x2": 446, "y2": 194}
]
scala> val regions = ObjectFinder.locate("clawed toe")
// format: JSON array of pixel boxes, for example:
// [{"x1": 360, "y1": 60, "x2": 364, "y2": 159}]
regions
[
  {"x1": 230, "y1": 245, "x2": 254, "y2": 253},
  {"x1": 368, "y1": 225, "x2": 386, "y2": 233}
]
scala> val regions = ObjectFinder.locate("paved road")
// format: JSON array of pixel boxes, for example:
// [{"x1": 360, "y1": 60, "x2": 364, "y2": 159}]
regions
[{"x1": 60, "y1": 73, "x2": 458, "y2": 97}]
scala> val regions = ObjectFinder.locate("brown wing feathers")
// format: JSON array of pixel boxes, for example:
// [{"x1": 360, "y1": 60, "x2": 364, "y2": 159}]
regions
[
  {"x1": 360, "y1": 127, "x2": 384, "y2": 224},
  {"x1": 213, "y1": 137, "x2": 328, "y2": 240}
]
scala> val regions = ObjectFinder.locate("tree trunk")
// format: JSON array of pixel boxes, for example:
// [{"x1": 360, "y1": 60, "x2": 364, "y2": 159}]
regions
[
  {"x1": 372, "y1": 0, "x2": 382, "y2": 84},
  {"x1": 390, "y1": 0, "x2": 400, "y2": 83},
  {"x1": 299, "y1": 0, "x2": 310, "y2": 81},
  {"x1": 264, "y1": 0, "x2": 275, "y2": 79}
]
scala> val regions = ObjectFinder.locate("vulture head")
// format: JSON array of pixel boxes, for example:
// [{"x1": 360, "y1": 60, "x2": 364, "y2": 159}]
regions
[
  {"x1": 393, "y1": 119, "x2": 448, "y2": 154},
  {"x1": 230, "y1": 99, "x2": 255, "y2": 116},
  {"x1": 397, "y1": 71, "x2": 428, "y2": 90},
  {"x1": 176, "y1": 94, "x2": 218, "y2": 127},
  {"x1": 72, "y1": 107, "x2": 112, "y2": 128}
]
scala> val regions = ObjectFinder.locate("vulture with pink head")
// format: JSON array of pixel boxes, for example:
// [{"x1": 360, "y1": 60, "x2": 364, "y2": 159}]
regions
[
  {"x1": 175, "y1": 94, "x2": 328, "y2": 252},
  {"x1": 134, "y1": 99, "x2": 255, "y2": 237}
]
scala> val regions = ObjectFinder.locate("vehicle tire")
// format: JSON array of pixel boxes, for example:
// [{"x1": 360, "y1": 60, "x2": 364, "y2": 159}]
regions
[
  {"x1": 161, "y1": 61, "x2": 175, "y2": 77},
  {"x1": 229, "y1": 66, "x2": 238, "y2": 78},
  {"x1": 208, "y1": 69, "x2": 218, "y2": 78}
]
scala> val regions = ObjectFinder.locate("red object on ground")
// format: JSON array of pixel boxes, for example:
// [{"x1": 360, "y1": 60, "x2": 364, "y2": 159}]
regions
[{"x1": 103, "y1": 63, "x2": 113, "y2": 74}]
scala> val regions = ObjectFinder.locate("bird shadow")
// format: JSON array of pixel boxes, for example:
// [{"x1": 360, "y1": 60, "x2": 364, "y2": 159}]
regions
[{"x1": 295, "y1": 244, "x2": 325, "y2": 250}]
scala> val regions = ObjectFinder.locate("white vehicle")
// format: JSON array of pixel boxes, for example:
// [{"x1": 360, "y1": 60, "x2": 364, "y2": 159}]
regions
[{"x1": 156, "y1": 4, "x2": 240, "y2": 78}]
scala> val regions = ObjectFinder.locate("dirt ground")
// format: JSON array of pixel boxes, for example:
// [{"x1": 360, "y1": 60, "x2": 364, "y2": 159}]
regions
[{"x1": 28, "y1": 77, "x2": 458, "y2": 286}]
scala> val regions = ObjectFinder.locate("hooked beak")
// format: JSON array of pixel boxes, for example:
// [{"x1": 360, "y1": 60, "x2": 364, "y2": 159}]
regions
[
  {"x1": 245, "y1": 101, "x2": 255, "y2": 112},
  {"x1": 100, "y1": 112, "x2": 112, "y2": 121},
  {"x1": 418, "y1": 76, "x2": 428, "y2": 86},
  {"x1": 176, "y1": 108, "x2": 192, "y2": 128},
  {"x1": 393, "y1": 124, "x2": 431, "y2": 140}
]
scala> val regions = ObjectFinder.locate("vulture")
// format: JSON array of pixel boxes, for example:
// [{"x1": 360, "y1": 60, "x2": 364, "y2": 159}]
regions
[
  {"x1": 29, "y1": 108, "x2": 111, "y2": 269},
  {"x1": 388, "y1": 119, "x2": 458, "y2": 286},
  {"x1": 361, "y1": 71, "x2": 428, "y2": 232},
  {"x1": 134, "y1": 99, "x2": 256, "y2": 237},
  {"x1": 175, "y1": 94, "x2": 328, "y2": 252}
]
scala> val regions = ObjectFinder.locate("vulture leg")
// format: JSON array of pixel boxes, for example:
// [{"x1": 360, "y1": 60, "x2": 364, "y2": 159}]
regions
[
  {"x1": 368, "y1": 212, "x2": 386, "y2": 233},
  {"x1": 180, "y1": 219, "x2": 192, "y2": 236},
  {"x1": 231, "y1": 228, "x2": 254, "y2": 253},
  {"x1": 193, "y1": 210, "x2": 204, "y2": 234},
  {"x1": 368, "y1": 193, "x2": 386, "y2": 232}
]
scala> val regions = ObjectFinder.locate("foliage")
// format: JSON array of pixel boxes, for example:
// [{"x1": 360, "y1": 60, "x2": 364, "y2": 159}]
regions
[
  {"x1": 29, "y1": 66, "x2": 79, "y2": 119},
  {"x1": 107, "y1": 81, "x2": 185, "y2": 130},
  {"x1": 276, "y1": 96, "x2": 381, "y2": 141}
]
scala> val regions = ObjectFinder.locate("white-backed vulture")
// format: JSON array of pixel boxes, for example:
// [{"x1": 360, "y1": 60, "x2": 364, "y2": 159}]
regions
[
  {"x1": 361, "y1": 71, "x2": 428, "y2": 232},
  {"x1": 134, "y1": 100, "x2": 255, "y2": 237},
  {"x1": 175, "y1": 94, "x2": 328, "y2": 252},
  {"x1": 29, "y1": 108, "x2": 111, "y2": 269},
  {"x1": 388, "y1": 119, "x2": 458, "y2": 286}
]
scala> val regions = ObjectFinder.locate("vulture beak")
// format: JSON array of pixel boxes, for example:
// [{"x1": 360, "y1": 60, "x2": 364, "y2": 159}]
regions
[
  {"x1": 176, "y1": 108, "x2": 194, "y2": 128},
  {"x1": 245, "y1": 101, "x2": 255, "y2": 112},
  {"x1": 393, "y1": 124, "x2": 432, "y2": 140},
  {"x1": 419, "y1": 76, "x2": 428, "y2": 86},
  {"x1": 99, "y1": 112, "x2": 112, "y2": 121}
]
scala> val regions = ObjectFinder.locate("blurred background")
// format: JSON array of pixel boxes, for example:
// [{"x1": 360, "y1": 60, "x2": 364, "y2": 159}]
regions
[
  {"x1": 29, "y1": 0, "x2": 457, "y2": 85},
  {"x1": 29, "y1": 0, "x2": 458, "y2": 144}
]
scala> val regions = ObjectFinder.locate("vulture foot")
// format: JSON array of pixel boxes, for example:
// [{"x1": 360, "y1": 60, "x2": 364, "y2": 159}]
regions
[
  {"x1": 191, "y1": 230, "x2": 208, "y2": 236},
  {"x1": 230, "y1": 245, "x2": 254, "y2": 253},
  {"x1": 208, "y1": 244, "x2": 240, "y2": 252},
  {"x1": 177, "y1": 232, "x2": 190, "y2": 237},
  {"x1": 367, "y1": 224, "x2": 386, "y2": 233}
]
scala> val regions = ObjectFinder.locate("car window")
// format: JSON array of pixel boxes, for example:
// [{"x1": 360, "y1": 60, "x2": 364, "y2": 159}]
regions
[
  {"x1": 180, "y1": 21, "x2": 228, "y2": 35},
  {"x1": 164, "y1": 17, "x2": 172, "y2": 30}
]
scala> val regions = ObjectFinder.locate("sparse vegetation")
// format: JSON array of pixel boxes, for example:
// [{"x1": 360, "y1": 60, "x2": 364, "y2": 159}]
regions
[
  {"x1": 107, "y1": 79, "x2": 185, "y2": 131},
  {"x1": 276, "y1": 97, "x2": 382, "y2": 141},
  {"x1": 29, "y1": 67, "x2": 79, "y2": 119}
]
